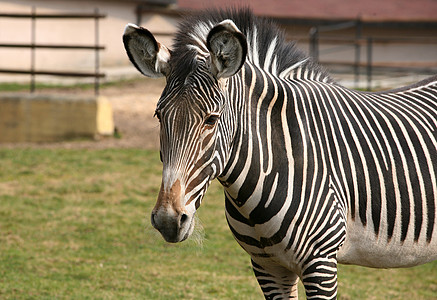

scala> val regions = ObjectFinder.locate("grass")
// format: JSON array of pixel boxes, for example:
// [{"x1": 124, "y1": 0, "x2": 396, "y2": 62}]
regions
[
  {"x1": 0, "y1": 78, "x2": 143, "y2": 93},
  {"x1": 0, "y1": 82, "x2": 88, "y2": 92},
  {"x1": 0, "y1": 148, "x2": 436, "y2": 299},
  {"x1": 0, "y1": 149, "x2": 260, "y2": 299}
]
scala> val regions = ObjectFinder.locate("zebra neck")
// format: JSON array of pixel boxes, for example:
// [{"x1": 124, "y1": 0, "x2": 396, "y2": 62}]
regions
[{"x1": 218, "y1": 63, "x2": 300, "y2": 214}]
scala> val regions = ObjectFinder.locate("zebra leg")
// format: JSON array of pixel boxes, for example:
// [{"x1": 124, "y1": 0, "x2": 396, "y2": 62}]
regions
[
  {"x1": 301, "y1": 256, "x2": 338, "y2": 300},
  {"x1": 251, "y1": 259, "x2": 300, "y2": 299}
]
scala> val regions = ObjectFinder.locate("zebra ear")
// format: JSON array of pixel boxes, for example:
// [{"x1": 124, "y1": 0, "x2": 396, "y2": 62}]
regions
[
  {"x1": 123, "y1": 24, "x2": 171, "y2": 78},
  {"x1": 206, "y1": 20, "x2": 247, "y2": 79}
]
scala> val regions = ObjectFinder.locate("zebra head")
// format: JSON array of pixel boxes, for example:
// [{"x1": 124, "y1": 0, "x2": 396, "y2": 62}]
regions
[{"x1": 123, "y1": 20, "x2": 247, "y2": 242}]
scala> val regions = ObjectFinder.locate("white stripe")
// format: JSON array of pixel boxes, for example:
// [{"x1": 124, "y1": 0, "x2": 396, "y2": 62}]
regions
[{"x1": 263, "y1": 37, "x2": 277, "y2": 72}]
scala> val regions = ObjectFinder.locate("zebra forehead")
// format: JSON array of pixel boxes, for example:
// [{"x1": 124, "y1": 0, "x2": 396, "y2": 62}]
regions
[
  {"x1": 158, "y1": 71, "x2": 223, "y2": 112},
  {"x1": 157, "y1": 88, "x2": 222, "y2": 117},
  {"x1": 158, "y1": 97, "x2": 222, "y2": 119}
]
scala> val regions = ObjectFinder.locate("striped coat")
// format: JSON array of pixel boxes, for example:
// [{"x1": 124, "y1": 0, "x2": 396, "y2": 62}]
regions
[{"x1": 124, "y1": 8, "x2": 437, "y2": 299}]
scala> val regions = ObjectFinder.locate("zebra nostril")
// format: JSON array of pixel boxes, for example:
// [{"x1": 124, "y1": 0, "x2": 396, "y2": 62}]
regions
[
  {"x1": 151, "y1": 211, "x2": 157, "y2": 228},
  {"x1": 180, "y1": 213, "x2": 189, "y2": 227}
]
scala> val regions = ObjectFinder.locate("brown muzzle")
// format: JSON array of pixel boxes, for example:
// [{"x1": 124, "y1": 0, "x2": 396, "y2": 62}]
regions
[{"x1": 151, "y1": 180, "x2": 194, "y2": 243}]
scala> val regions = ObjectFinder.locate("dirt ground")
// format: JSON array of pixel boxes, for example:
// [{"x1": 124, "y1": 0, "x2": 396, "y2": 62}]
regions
[{"x1": 1, "y1": 77, "x2": 166, "y2": 150}]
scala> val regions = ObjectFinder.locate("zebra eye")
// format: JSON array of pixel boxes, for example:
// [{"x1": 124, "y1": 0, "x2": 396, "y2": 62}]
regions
[{"x1": 204, "y1": 114, "x2": 220, "y2": 126}]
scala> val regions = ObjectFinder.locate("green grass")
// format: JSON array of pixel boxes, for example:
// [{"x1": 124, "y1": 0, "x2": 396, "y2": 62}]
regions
[
  {"x1": 0, "y1": 149, "x2": 436, "y2": 299},
  {"x1": 0, "y1": 82, "x2": 83, "y2": 92},
  {"x1": 0, "y1": 78, "x2": 142, "y2": 93}
]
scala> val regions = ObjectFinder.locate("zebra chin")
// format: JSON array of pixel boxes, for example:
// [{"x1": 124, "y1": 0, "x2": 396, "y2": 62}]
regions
[{"x1": 151, "y1": 209, "x2": 195, "y2": 243}]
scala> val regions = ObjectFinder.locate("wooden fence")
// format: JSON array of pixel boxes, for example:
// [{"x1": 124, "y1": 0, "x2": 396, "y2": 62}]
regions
[{"x1": 0, "y1": 7, "x2": 106, "y2": 95}]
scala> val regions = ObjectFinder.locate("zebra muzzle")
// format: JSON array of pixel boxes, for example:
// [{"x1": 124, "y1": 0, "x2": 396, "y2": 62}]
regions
[{"x1": 151, "y1": 180, "x2": 195, "y2": 243}]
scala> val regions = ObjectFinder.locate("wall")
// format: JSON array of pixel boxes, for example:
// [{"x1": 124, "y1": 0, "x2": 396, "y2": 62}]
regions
[
  {"x1": 1, "y1": 1, "x2": 436, "y2": 84},
  {"x1": 0, "y1": 0, "x2": 179, "y2": 82},
  {"x1": 0, "y1": 93, "x2": 114, "y2": 142}
]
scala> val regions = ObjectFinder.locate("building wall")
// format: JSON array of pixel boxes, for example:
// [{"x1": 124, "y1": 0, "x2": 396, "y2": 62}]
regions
[
  {"x1": 0, "y1": 0, "x2": 179, "y2": 82},
  {"x1": 0, "y1": 1, "x2": 436, "y2": 84}
]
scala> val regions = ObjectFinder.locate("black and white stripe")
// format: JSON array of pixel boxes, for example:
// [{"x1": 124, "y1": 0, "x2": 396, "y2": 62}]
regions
[
  {"x1": 216, "y1": 65, "x2": 437, "y2": 298},
  {"x1": 125, "y1": 8, "x2": 437, "y2": 299}
]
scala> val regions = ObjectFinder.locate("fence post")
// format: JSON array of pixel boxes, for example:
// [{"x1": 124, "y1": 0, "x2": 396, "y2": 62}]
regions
[
  {"x1": 94, "y1": 8, "x2": 100, "y2": 96},
  {"x1": 354, "y1": 18, "x2": 362, "y2": 86},
  {"x1": 367, "y1": 37, "x2": 373, "y2": 91},
  {"x1": 309, "y1": 27, "x2": 319, "y2": 62},
  {"x1": 30, "y1": 6, "x2": 36, "y2": 93}
]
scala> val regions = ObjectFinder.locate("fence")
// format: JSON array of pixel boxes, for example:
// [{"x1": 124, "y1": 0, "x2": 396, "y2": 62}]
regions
[
  {"x1": 309, "y1": 20, "x2": 437, "y2": 90},
  {"x1": 0, "y1": 7, "x2": 106, "y2": 95}
]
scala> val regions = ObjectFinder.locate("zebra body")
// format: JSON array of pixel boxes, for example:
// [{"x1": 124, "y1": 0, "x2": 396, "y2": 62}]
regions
[
  {"x1": 123, "y1": 8, "x2": 437, "y2": 299},
  {"x1": 222, "y1": 67, "x2": 437, "y2": 270}
]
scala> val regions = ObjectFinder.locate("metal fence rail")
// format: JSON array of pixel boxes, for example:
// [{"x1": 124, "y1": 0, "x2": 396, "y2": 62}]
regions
[
  {"x1": 0, "y1": 7, "x2": 106, "y2": 95},
  {"x1": 309, "y1": 20, "x2": 437, "y2": 90}
]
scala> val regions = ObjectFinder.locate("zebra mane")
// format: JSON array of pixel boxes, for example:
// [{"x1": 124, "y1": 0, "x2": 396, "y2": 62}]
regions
[{"x1": 170, "y1": 8, "x2": 333, "y2": 83}]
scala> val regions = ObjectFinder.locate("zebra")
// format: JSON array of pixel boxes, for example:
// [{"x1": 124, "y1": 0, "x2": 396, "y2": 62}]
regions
[{"x1": 123, "y1": 8, "x2": 437, "y2": 299}]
